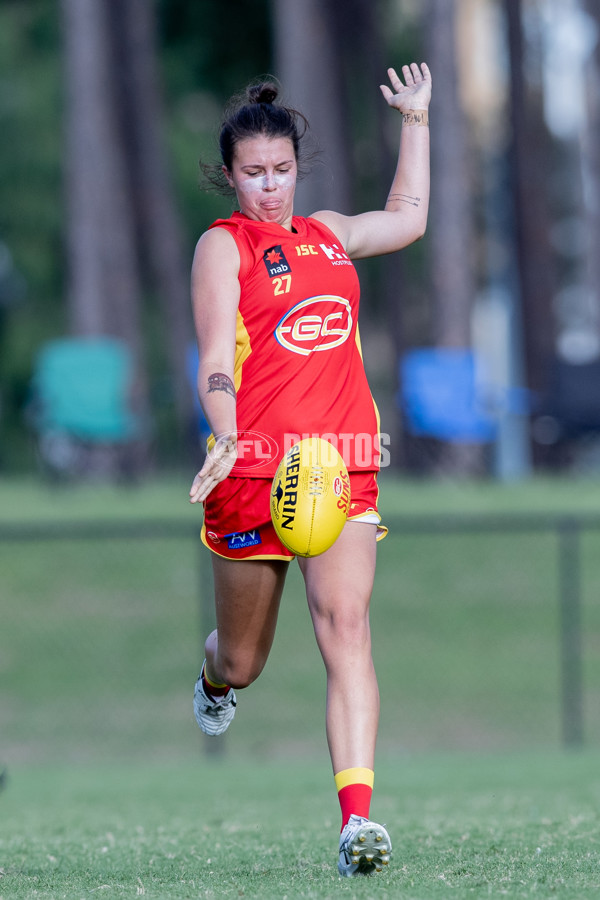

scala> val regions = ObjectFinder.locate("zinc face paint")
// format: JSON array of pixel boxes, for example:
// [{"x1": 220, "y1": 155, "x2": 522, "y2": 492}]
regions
[{"x1": 236, "y1": 172, "x2": 296, "y2": 193}]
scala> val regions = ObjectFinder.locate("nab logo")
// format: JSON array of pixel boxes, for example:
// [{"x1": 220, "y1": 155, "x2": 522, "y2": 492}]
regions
[
  {"x1": 226, "y1": 530, "x2": 262, "y2": 550},
  {"x1": 263, "y1": 245, "x2": 291, "y2": 278},
  {"x1": 274, "y1": 295, "x2": 353, "y2": 356}
]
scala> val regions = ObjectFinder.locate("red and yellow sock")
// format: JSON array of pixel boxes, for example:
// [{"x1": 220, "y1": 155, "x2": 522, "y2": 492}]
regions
[
  {"x1": 334, "y1": 767, "x2": 374, "y2": 830},
  {"x1": 202, "y1": 663, "x2": 230, "y2": 698}
]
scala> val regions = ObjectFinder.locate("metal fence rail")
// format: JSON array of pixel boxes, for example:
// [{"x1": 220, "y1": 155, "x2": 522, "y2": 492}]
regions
[
  {"x1": 1, "y1": 512, "x2": 598, "y2": 755},
  {"x1": 381, "y1": 512, "x2": 600, "y2": 748}
]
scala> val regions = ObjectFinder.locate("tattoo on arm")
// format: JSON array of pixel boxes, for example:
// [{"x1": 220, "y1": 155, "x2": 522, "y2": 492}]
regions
[
  {"x1": 207, "y1": 372, "x2": 236, "y2": 399},
  {"x1": 387, "y1": 193, "x2": 421, "y2": 208}
]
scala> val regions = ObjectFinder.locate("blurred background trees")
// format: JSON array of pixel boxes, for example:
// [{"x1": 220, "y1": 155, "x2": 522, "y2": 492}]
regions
[{"x1": 0, "y1": 0, "x2": 598, "y2": 480}]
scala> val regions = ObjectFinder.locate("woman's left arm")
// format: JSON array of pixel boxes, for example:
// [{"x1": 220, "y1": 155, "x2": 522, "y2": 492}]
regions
[{"x1": 313, "y1": 63, "x2": 432, "y2": 259}]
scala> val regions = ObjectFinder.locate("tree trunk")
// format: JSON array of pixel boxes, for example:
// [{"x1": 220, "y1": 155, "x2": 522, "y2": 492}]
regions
[
  {"x1": 270, "y1": 0, "x2": 352, "y2": 216},
  {"x1": 424, "y1": 0, "x2": 482, "y2": 476},
  {"x1": 272, "y1": 0, "x2": 409, "y2": 468},
  {"x1": 61, "y1": 0, "x2": 114, "y2": 335},
  {"x1": 427, "y1": 0, "x2": 475, "y2": 349},
  {"x1": 61, "y1": 0, "x2": 144, "y2": 351},
  {"x1": 504, "y1": 0, "x2": 556, "y2": 456},
  {"x1": 582, "y1": 0, "x2": 600, "y2": 348},
  {"x1": 60, "y1": 0, "x2": 150, "y2": 475},
  {"x1": 107, "y1": 0, "x2": 194, "y2": 443},
  {"x1": 327, "y1": 0, "x2": 409, "y2": 470}
]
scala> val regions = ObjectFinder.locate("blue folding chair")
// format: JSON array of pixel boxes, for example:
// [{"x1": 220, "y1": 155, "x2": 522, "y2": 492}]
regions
[{"x1": 401, "y1": 348, "x2": 497, "y2": 443}]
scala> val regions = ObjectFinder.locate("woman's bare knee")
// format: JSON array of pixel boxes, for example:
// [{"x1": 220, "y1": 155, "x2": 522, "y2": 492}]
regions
[
  {"x1": 309, "y1": 596, "x2": 372, "y2": 656},
  {"x1": 206, "y1": 556, "x2": 288, "y2": 688},
  {"x1": 217, "y1": 652, "x2": 267, "y2": 689}
]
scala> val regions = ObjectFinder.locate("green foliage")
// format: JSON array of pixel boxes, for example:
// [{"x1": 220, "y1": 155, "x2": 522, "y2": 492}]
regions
[
  {"x1": 0, "y1": 0, "x2": 62, "y2": 299},
  {"x1": 0, "y1": 0, "x2": 274, "y2": 471},
  {"x1": 158, "y1": 0, "x2": 273, "y2": 104},
  {"x1": 158, "y1": 0, "x2": 276, "y2": 245},
  {"x1": 0, "y1": 0, "x2": 65, "y2": 470}
]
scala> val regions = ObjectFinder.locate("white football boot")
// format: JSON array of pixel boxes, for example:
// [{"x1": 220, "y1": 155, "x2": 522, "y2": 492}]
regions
[
  {"x1": 193, "y1": 666, "x2": 237, "y2": 736},
  {"x1": 338, "y1": 814, "x2": 392, "y2": 877}
]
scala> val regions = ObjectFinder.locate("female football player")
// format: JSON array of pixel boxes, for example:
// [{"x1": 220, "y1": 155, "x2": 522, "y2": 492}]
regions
[{"x1": 189, "y1": 63, "x2": 431, "y2": 876}]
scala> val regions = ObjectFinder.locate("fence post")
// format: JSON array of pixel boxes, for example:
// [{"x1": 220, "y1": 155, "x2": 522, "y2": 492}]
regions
[
  {"x1": 557, "y1": 518, "x2": 584, "y2": 748},
  {"x1": 198, "y1": 543, "x2": 226, "y2": 757}
]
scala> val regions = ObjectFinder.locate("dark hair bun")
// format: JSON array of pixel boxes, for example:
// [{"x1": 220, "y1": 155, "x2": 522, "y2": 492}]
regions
[
  {"x1": 247, "y1": 81, "x2": 279, "y2": 106},
  {"x1": 210, "y1": 76, "x2": 310, "y2": 180}
]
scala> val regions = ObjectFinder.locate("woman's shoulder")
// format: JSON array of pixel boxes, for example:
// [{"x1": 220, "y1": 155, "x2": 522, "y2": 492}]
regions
[
  {"x1": 208, "y1": 210, "x2": 246, "y2": 233},
  {"x1": 305, "y1": 210, "x2": 350, "y2": 247},
  {"x1": 193, "y1": 224, "x2": 241, "y2": 273}
]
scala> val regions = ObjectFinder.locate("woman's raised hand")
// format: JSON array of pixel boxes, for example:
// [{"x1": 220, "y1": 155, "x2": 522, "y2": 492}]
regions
[{"x1": 380, "y1": 63, "x2": 432, "y2": 113}]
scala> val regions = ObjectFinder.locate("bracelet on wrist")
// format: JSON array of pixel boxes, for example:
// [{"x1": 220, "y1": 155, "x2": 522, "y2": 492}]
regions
[{"x1": 401, "y1": 109, "x2": 429, "y2": 127}]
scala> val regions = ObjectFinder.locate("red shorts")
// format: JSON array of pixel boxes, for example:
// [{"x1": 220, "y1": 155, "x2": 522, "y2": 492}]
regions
[{"x1": 201, "y1": 470, "x2": 387, "y2": 560}]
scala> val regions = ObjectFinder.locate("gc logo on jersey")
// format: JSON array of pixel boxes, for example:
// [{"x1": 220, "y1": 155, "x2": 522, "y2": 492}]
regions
[
  {"x1": 263, "y1": 245, "x2": 291, "y2": 277},
  {"x1": 274, "y1": 295, "x2": 353, "y2": 356}
]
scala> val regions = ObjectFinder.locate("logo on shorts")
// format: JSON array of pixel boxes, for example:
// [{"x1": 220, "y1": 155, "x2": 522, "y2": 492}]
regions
[
  {"x1": 225, "y1": 529, "x2": 262, "y2": 549},
  {"x1": 263, "y1": 245, "x2": 291, "y2": 278}
]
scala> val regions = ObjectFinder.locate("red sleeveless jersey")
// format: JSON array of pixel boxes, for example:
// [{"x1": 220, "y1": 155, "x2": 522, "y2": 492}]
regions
[{"x1": 209, "y1": 212, "x2": 381, "y2": 477}]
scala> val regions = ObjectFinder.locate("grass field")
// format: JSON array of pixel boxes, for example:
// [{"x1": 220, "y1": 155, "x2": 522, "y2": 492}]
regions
[
  {"x1": 1, "y1": 473, "x2": 600, "y2": 897},
  {"x1": 2, "y1": 473, "x2": 599, "y2": 763},
  {"x1": 1, "y1": 752, "x2": 599, "y2": 898}
]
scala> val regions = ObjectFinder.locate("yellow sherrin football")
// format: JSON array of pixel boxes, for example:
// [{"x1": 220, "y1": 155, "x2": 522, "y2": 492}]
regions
[{"x1": 270, "y1": 438, "x2": 351, "y2": 557}]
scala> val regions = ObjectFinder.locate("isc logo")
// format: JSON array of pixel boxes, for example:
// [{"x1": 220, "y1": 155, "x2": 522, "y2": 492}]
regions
[{"x1": 274, "y1": 295, "x2": 353, "y2": 356}]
